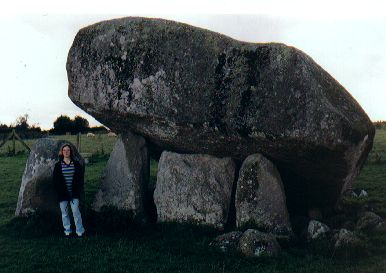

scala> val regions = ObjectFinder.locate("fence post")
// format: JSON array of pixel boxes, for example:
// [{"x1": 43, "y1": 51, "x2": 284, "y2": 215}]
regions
[
  {"x1": 13, "y1": 131, "x2": 31, "y2": 152},
  {"x1": 0, "y1": 129, "x2": 30, "y2": 156},
  {"x1": 76, "y1": 132, "x2": 81, "y2": 153},
  {"x1": 12, "y1": 129, "x2": 16, "y2": 155},
  {"x1": 0, "y1": 131, "x2": 14, "y2": 149}
]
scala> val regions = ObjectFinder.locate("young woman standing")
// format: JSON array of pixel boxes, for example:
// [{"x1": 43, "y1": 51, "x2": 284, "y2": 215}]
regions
[{"x1": 53, "y1": 143, "x2": 85, "y2": 237}]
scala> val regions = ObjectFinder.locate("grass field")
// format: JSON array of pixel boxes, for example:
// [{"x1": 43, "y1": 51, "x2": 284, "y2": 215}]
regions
[{"x1": 0, "y1": 131, "x2": 385, "y2": 273}]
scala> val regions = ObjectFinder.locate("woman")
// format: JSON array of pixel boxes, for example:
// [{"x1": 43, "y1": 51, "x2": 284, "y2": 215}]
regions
[{"x1": 53, "y1": 143, "x2": 85, "y2": 237}]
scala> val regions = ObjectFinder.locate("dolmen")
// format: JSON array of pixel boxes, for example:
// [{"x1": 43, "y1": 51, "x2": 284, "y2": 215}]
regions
[{"x1": 26, "y1": 17, "x2": 373, "y2": 236}]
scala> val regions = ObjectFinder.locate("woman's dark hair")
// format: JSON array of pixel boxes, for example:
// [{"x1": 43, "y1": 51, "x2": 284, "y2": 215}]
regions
[{"x1": 58, "y1": 143, "x2": 74, "y2": 160}]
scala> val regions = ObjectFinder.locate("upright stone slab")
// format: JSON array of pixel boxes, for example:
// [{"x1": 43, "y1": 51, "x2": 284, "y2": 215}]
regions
[
  {"x1": 236, "y1": 153, "x2": 292, "y2": 235},
  {"x1": 154, "y1": 151, "x2": 236, "y2": 229},
  {"x1": 16, "y1": 139, "x2": 84, "y2": 217},
  {"x1": 92, "y1": 131, "x2": 149, "y2": 222}
]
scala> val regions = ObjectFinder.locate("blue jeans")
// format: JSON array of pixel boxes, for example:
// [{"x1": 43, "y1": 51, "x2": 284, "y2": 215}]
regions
[{"x1": 59, "y1": 198, "x2": 85, "y2": 236}]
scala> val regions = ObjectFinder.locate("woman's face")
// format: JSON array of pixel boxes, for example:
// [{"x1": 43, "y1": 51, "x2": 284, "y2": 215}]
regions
[{"x1": 62, "y1": 146, "x2": 71, "y2": 159}]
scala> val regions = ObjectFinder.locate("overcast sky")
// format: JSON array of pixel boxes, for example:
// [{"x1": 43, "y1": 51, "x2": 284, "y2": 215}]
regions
[{"x1": 1, "y1": 1, "x2": 385, "y2": 129}]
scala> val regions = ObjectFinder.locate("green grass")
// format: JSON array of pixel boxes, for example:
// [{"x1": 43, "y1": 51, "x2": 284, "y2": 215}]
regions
[
  {"x1": 355, "y1": 128, "x2": 386, "y2": 215},
  {"x1": 366, "y1": 129, "x2": 386, "y2": 163},
  {"x1": 0, "y1": 131, "x2": 386, "y2": 272}
]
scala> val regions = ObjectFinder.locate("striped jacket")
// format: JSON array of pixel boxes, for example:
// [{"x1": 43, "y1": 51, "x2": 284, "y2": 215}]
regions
[{"x1": 53, "y1": 159, "x2": 84, "y2": 202}]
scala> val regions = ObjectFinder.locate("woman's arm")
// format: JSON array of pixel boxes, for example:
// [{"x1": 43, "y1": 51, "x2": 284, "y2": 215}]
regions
[{"x1": 52, "y1": 163, "x2": 61, "y2": 196}]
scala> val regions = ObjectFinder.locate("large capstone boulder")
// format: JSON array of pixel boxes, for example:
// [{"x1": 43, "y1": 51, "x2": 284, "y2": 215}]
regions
[
  {"x1": 92, "y1": 131, "x2": 149, "y2": 222},
  {"x1": 67, "y1": 17, "x2": 374, "y2": 211},
  {"x1": 235, "y1": 153, "x2": 292, "y2": 235},
  {"x1": 16, "y1": 139, "x2": 84, "y2": 217},
  {"x1": 154, "y1": 151, "x2": 236, "y2": 229}
]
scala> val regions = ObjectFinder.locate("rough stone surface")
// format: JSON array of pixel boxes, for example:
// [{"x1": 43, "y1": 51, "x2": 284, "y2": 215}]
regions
[
  {"x1": 16, "y1": 139, "x2": 84, "y2": 217},
  {"x1": 356, "y1": 211, "x2": 385, "y2": 232},
  {"x1": 92, "y1": 131, "x2": 149, "y2": 221},
  {"x1": 334, "y1": 229, "x2": 364, "y2": 249},
  {"x1": 209, "y1": 231, "x2": 243, "y2": 252},
  {"x1": 235, "y1": 153, "x2": 292, "y2": 235},
  {"x1": 154, "y1": 151, "x2": 236, "y2": 229},
  {"x1": 67, "y1": 17, "x2": 374, "y2": 210},
  {"x1": 238, "y1": 229, "x2": 281, "y2": 257},
  {"x1": 307, "y1": 220, "x2": 330, "y2": 240},
  {"x1": 358, "y1": 190, "x2": 368, "y2": 198}
]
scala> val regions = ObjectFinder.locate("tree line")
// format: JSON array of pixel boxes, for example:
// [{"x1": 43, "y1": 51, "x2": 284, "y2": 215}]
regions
[
  {"x1": 1, "y1": 114, "x2": 385, "y2": 140},
  {"x1": 0, "y1": 114, "x2": 108, "y2": 139},
  {"x1": 374, "y1": 120, "x2": 386, "y2": 130}
]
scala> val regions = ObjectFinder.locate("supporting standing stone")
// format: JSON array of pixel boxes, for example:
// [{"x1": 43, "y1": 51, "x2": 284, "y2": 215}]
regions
[
  {"x1": 235, "y1": 153, "x2": 292, "y2": 235},
  {"x1": 16, "y1": 139, "x2": 84, "y2": 217},
  {"x1": 92, "y1": 131, "x2": 149, "y2": 223},
  {"x1": 154, "y1": 151, "x2": 236, "y2": 229}
]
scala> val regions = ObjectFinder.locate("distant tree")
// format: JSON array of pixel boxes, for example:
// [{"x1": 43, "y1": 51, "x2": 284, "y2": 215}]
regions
[
  {"x1": 14, "y1": 114, "x2": 30, "y2": 132},
  {"x1": 0, "y1": 123, "x2": 9, "y2": 130},
  {"x1": 0, "y1": 123, "x2": 10, "y2": 139},
  {"x1": 53, "y1": 115, "x2": 73, "y2": 135},
  {"x1": 73, "y1": 115, "x2": 89, "y2": 133},
  {"x1": 2, "y1": 114, "x2": 43, "y2": 139},
  {"x1": 52, "y1": 115, "x2": 90, "y2": 134}
]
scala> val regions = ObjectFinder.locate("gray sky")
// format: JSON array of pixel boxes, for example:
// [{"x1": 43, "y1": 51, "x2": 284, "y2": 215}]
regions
[{"x1": 1, "y1": 1, "x2": 385, "y2": 129}]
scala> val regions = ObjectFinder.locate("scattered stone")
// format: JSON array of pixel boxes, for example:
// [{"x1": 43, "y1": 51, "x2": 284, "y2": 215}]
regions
[
  {"x1": 359, "y1": 190, "x2": 368, "y2": 198},
  {"x1": 333, "y1": 228, "x2": 368, "y2": 258},
  {"x1": 238, "y1": 229, "x2": 281, "y2": 257},
  {"x1": 15, "y1": 139, "x2": 84, "y2": 217},
  {"x1": 154, "y1": 151, "x2": 236, "y2": 229},
  {"x1": 209, "y1": 231, "x2": 243, "y2": 252},
  {"x1": 334, "y1": 229, "x2": 364, "y2": 249},
  {"x1": 307, "y1": 220, "x2": 330, "y2": 240},
  {"x1": 92, "y1": 131, "x2": 149, "y2": 223},
  {"x1": 235, "y1": 153, "x2": 292, "y2": 236},
  {"x1": 356, "y1": 211, "x2": 385, "y2": 232}
]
